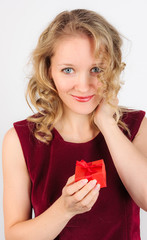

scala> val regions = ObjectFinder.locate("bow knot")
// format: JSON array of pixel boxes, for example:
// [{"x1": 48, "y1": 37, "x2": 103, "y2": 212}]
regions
[{"x1": 76, "y1": 159, "x2": 102, "y2": 174}]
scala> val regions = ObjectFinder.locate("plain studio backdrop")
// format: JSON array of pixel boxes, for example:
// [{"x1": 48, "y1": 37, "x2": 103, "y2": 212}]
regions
[{"x1": 0, "y1": 0, "x2": 147, "y2": 239}]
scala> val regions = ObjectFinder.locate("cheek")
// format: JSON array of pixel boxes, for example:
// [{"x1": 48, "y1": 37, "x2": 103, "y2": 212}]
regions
[
  {"x1": 96, "y1": 80, "x2": 103, "y2": 90},
  {"x1": 54, "y1": 79, "x2": 74, "y2": 93},
  {"x1": 96, "y1": 81, "x2": 103, "y2": 88}
]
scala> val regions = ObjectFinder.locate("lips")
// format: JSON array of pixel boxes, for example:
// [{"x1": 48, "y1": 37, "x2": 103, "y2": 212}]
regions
[{"x1": 71, "y1": 95, "x2": 94, "y2": 102}]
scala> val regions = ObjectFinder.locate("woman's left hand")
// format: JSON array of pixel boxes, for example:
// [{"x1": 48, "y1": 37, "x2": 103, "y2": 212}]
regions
[{"x1": 94, "y1": 97, "x2": 119, "y2": 132}]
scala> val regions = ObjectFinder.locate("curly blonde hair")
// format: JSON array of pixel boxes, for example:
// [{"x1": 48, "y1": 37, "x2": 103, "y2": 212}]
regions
[{"x1": 26, "y1": 9, "x2": 129, "y2": 144}]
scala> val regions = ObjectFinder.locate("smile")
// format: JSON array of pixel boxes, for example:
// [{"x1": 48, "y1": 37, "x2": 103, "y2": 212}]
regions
[{"x1": 71, "y1": 95, "x2": 94, "y2": 102}]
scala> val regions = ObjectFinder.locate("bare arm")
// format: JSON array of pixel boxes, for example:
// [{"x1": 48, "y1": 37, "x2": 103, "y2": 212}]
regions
[
  {"x1": 94, "y1": 100, "x2": 147, "y2": 211},
  {"x1": 2, "y1": 128, "x2": 100, "y2": 240}
]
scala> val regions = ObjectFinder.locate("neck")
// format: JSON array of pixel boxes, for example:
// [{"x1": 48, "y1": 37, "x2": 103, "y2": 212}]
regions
[{"x1": 54, "y1": 108, "x2": 99, "y2": 143}]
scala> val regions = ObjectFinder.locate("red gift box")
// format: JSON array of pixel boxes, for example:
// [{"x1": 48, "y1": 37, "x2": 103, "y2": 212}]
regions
[{"x1": 75, "y1": 159, "x2": 107, "y2": 188}]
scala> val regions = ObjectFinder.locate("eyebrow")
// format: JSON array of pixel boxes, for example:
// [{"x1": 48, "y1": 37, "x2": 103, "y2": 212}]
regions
[
  {"x1": 57, "y1": 63, "x2": 101, "y2": 67},
  {"x1": 57, "y1": 64, "x2": 75, "y2": 67}
]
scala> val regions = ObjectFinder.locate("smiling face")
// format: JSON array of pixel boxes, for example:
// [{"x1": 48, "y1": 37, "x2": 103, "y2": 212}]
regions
[{"x1": 50, "y1": 34, "x2": 104, "y2": 116}]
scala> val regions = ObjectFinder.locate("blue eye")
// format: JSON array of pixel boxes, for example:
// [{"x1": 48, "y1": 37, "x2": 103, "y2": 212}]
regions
[
  {"x1": 62, "y1": 68, "x2": 74, "y2": 74},
  {"x1": 91, "y1": 67, "x2": 101, "y2": 73}
]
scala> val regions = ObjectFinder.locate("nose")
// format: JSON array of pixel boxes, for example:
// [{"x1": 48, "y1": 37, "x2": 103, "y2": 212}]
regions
[{"x1": 75, "y1": 73, "x2": 91, "y2": 93}]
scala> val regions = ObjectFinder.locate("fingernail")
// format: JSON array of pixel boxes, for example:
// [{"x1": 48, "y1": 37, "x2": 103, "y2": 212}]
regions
[
  {"x1": 94, "y1": 184, "x2": 101, "y2": 191},
  {"x1": 80, "y1": 179, "x2": 88, "y2": 185},
  {"x1": 90, "y1": 179, "x2": 97, "y2": 185}
]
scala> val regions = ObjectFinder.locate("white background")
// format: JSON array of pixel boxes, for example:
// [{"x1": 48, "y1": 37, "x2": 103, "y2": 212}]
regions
[{"x1": 0, "y1": 0, "x2": 147, "y2": 239}]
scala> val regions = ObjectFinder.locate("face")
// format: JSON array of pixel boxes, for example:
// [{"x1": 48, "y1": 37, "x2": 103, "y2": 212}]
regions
[{"x1": 50, "y1": 34, "x2": 104, "y2": 116}]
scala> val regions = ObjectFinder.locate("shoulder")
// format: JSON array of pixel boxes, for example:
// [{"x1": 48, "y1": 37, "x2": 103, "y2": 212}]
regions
[
  {"x1": 3, "y1": 127, "x2": 20, "y2": 147},
  {"x1": 2, "y1": 118, "x2": 35, "y2": 169},
  {"x1": 136, "y1": 115, "x2": 147, "y2": 133},
  {"x1": 133, "y1": 116, "x2": 147, "y2": 141},
  {"x1": 13, "y1": 118, "x2": 37, "y2": 148},
  {"x1": 13, "y1": 119, "x2": 34, "y2": 133},
  {"x1": 121, "y1": 109, "x2": 146, "y2": 141},
  {"x1": 133, "y1": 116, "x2": 147, "y2": 157},
  {"x1": 121, "y1": 109, "x2": 145, "y2": 123},
  {"x1": 2, "y1": 127, "x2": 24, "y2": 158},
  {"x1": 2, "y1": 127, "x2": 29, "y2": 178}
]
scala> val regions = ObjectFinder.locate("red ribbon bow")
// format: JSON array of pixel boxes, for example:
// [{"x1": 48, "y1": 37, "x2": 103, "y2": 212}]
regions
[{"x1": 75, "y1": 159, "x2": 107, "y2": 188}]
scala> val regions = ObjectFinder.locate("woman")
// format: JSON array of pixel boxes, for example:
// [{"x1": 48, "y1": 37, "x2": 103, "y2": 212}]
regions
[{"x1": 2, "y1": 9, "x2": 147, "y2": 240}]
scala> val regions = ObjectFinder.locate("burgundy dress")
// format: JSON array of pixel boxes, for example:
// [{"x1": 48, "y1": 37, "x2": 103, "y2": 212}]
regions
[{"x1": 13, "y1": 110, "x2": 145, "y2": 240}]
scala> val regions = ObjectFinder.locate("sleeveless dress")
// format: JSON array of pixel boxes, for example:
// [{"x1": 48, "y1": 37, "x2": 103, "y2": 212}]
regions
[{"x1": 13, "y1": 110, "x2": 145, "y2": 240}]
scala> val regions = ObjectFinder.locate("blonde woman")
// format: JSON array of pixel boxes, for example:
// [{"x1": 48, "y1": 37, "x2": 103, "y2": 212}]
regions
[{"x1": 2, "y1": 9, "x2": 147, "y2": 240}]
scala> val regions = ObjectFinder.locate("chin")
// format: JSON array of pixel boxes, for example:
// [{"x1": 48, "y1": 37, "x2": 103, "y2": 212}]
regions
[
  {"x1": 62, "y1": 98, "x2": 100, "y2": 115},
  {"x1": 70, "y1": 104, "x2": 98, "y2": 115}
]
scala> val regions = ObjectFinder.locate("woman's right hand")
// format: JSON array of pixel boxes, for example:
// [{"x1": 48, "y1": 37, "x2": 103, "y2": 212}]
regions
[{"x1": 59, "y1": 175, "x2": 100, "y2": 218}]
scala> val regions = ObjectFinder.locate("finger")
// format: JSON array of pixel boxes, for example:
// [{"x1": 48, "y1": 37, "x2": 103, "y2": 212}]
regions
[
  {"x1": 85, "y1": 190, "x2": 99, "y2": 210},
  {"x1": 109, "y1": 97, "x2": 119, "y2": 107},
  {"x1": 65, "y1": 179, "x2": 88, "y2": 196},
  {"x1": 80, "y1": 184, "x2": 100, "y2": 207},
  {"x1": 73, "y1": 179, "x2": 97, "y2": 202},
  {"x1": 66, "y1": 175, "x2": 75, "y2": 185}
]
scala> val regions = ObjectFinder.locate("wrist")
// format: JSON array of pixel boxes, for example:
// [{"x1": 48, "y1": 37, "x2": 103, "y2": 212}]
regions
[
  {"x1": 95, "y1": 117, "x2": 117, "y2": 133},
  {"x1": 56, "y1": 196, "x2": 75, "y2": 221}
]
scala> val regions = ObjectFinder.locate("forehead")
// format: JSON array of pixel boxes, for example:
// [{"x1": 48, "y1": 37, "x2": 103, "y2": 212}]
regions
[
  {"x1": 51, "y1": 34, "x2": 106, "y2": 65},
  {"x1": 53, "y1": 34, "x2": 94, "y2": 56}
]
